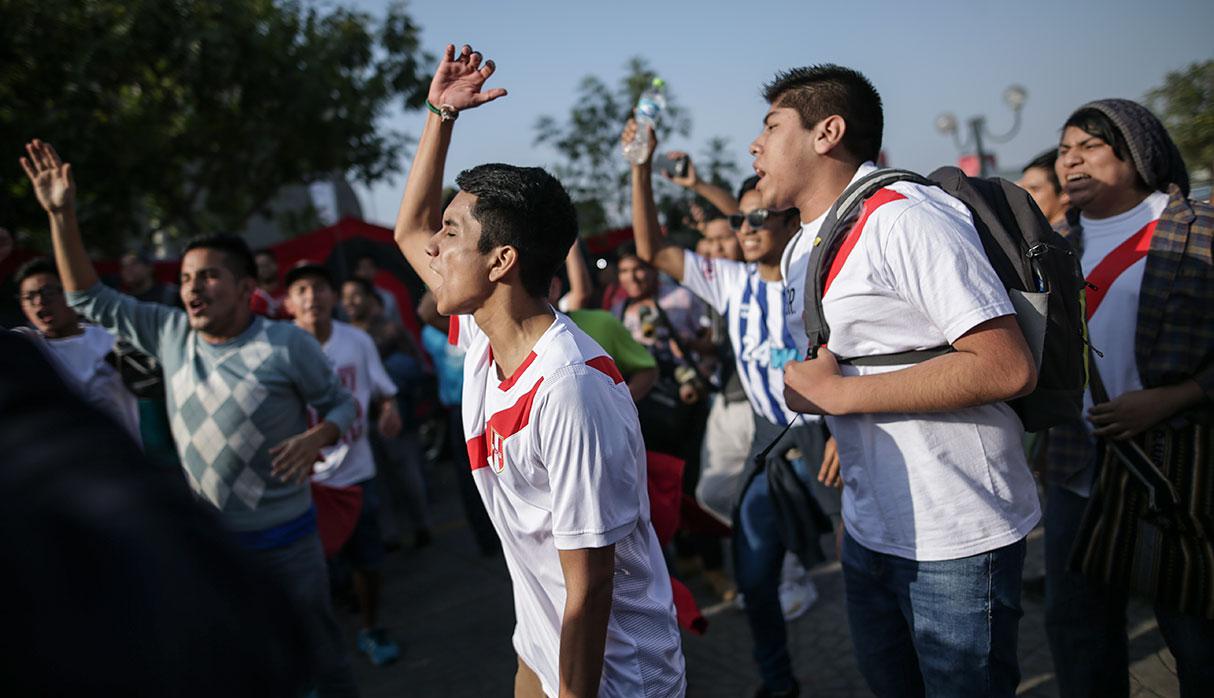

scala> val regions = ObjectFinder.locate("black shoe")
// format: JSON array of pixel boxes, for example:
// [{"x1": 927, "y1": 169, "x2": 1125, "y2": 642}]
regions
[{"x1": 754, "y1": 681, "x2": 800, "y2": 697}]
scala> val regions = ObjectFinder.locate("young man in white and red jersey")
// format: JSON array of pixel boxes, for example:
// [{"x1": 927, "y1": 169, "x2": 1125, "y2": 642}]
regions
[
  {"x1": 285, "y1": 262, "x2": 404, "y2": 668},
  {"x1": 763, "y1": 65, "x2": 1040, "y2": 697},
  {"x1": 392, "y1": 44, "x2": 685, "y2": 698},
  {"x1": 625, "y1": 119, "x2": 841, "y2": 698}
]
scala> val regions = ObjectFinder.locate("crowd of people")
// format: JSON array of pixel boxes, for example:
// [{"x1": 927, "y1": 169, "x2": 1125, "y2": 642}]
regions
[{"x1": 4, "y1": 40, "x2": 1212, "y2": 698}]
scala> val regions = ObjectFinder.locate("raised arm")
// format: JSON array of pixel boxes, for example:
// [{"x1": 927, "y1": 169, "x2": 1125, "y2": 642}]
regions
[
  {"x1": 662, "y1": 150, "x2": 740, "y2": 216},
  {"x1": 20, "y1": 140, "x2": 98, "y2": 291},
  {"x1": 562, "y1": 242, "x2": 593, "y2": 311},
  {"x1": 394, "y1": 44, "x2": 507, "y2": 289},
  {"x1": 623, "y1": 120, "x2": 685, "y2": 282}
]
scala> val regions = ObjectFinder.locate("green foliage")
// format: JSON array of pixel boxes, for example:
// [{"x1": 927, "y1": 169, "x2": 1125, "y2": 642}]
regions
[
  {"x1": 1146, "y1": 60, "x2": 1214, "y2": 180},
  {"x1": 533, "y1": 57, "x2": 692, "y2": 234},
  {"x1": 0, "y1": 0, "x2": 432, "y2": 253}
]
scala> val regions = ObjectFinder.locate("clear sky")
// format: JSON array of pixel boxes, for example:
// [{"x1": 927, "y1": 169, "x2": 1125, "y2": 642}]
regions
[{"x1": 347, "y1": 0, "x2": 1214, "y2": 227}]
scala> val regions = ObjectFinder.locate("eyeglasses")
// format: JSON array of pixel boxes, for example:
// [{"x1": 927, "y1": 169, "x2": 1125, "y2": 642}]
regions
[
  {"x1": 17, "y1": 286, "x2": 64, "y2": 304},
  {"x1": 728, "y1": 208, "x2": 795, "y2": 231}
]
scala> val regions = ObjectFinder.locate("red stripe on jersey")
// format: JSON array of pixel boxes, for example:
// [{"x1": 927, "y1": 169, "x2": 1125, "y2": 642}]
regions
[
  {"x1": 823, "y1": 188, "x2": 907, "y2": 297},
  {"x1": 586, "y1": 356, "x2": 625, "y2": 384},
  {"x1": 498, "y1": 351, "x2": 538, "y2": 391},
  {"x1": 467, "y1": 433, "x2": 489, "y2": 471},
  {"x1": 467, "y1": 378, "x2": 545, "y2": 471},
  {"x1": 447, "y1": 316, "x2": 460, "y2": 346},
  {"x1": 1084, "y1": 219, "x2": 1157, "y2": 322}
]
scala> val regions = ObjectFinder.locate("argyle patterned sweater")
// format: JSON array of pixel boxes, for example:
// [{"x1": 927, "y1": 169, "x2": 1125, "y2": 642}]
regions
[{"x1": 69, "y1": 283, "x2": 356, "y2": 532}]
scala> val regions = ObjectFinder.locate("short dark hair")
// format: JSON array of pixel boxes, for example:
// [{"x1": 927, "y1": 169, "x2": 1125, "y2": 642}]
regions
[
  {"x1": 341, "y1": 277, "x2": 378, "y2": 300},
  {"x1": 1063, "y1": 108, "x2": 1135, "y2": 164},
  {"x1": 182, "y1": 234, "x2": 257, "y2": 280},
  {"x1": 763, "y1": 64, "x2": 884, "y2": 163},
  {"x1": 455, "y1": 164, "x2": 578, "y2": 298},
  {"x1": 737, "y1": 175, "x2": 760, "y2": 200},
  {"x1": 1023, "y1": 149, "x2": 1062, "y2": 194},
  {"x1": 15, "y1": 258, "x2": 58, "y2": 287}
]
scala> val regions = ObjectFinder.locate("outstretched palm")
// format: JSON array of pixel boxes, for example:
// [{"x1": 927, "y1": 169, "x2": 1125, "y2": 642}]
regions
[
  {"x1": 20, "y1": 140, "x2": 75, "y2": 213},
  {"x1": 428, "y1": 43, "x2": 507, "y2": 111}
]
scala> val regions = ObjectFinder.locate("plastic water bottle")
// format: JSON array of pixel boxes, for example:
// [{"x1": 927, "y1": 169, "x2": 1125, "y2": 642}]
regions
[{"x1": 624, "y1": 77, "x2": 666, "y2": 165}]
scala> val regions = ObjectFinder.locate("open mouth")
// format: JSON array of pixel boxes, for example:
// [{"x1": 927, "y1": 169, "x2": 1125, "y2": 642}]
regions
[
  {"x1": 186, "y1": 297, "x2": 209, "y2": 316},
  {"x1": 1066, "y1": 173, "x2": 1091, "y2": 182},
  {"x1": 35, "y1": 310, "x2": 54, "y2": 324}
]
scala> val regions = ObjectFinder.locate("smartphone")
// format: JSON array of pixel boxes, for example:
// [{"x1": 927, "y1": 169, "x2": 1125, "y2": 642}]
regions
[{"x1": 653, "y1": 153, "x2": 689, "y2": 179}]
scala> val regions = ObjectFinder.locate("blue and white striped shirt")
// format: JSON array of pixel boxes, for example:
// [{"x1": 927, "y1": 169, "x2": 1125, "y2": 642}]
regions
[{"x1": 681, "y1": 250, "x2": 816, "y2": 426}]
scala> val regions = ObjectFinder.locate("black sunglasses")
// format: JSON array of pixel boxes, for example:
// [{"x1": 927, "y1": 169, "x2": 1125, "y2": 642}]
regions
[{"x1": 728, "y1": 208, "x2": 794, "y2": 231}]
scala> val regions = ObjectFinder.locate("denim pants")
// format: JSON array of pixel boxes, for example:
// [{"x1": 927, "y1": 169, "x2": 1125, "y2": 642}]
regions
[
  {"x1": 257, "y1": 532, "x2": 359, "y2": 697},
  {"x1": 733, "y1": 417, "x2": 831, "y2": 692},
  {"x1": 842, "y1": 531, "x2": 1026, "y2": 697},
  {"x1": 1044, "y1": 483, "x2": 1214, "y2": 697}
]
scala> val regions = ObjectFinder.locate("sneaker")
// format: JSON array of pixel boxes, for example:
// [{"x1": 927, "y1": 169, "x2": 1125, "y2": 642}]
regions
[
  {"x1": 357, "y1": 628, "x2": 401, "y2": 667},
  {"x1": 779, "y1": 575, "x2": 818, "y2": 621}
]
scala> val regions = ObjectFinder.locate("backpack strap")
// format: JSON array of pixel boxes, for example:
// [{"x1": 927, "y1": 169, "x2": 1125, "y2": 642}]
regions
[{"x1": 803, "y1": 168, "x2": 932, "y2": 359}]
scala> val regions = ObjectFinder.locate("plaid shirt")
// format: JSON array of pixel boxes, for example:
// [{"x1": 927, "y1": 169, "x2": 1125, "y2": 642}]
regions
[{"x1": 1046, "y1": 185, "x2": 1214, "y2": 482}]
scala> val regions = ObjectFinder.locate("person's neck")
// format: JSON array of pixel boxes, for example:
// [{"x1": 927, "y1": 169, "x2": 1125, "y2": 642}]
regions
[
  {"x1": 130, "y1": 278, "x2": 153, "y2": 295},
  {"x1": 1082, "y1": 187, "x2": 1154, "y2": 221},
  {"x1": 200, "y1": 311, "x2": 255, "y2": 345},
  {"x1": 259, "y1": 280, "x2": 277, "y2": 293},
  {"x1": 349, "y1": 315, "x2": 371, "y2": 331},
  {"x1": 795, "y1": 157, "x2": 864, "y2": 224},
  {"x1": 44, "y1": 322, "x2": 84, "y2": 340},
  {"x1": 473, "y1": 289, "x2": 555, "y2": 379},
  {"x1": 296, "y1": 317, "x2": 333, "y2": 344},
  {"x1": 757, "y1": 258, "x2": 782, "y2": 281}
]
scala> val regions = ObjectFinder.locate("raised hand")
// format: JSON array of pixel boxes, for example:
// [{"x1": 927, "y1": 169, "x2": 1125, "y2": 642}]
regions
[
  {"x1": 621, "y1": 118, "x2": 658, "y2": 166},
  {"x1": 19, "y1": 140, "x2": 75, "y2": 213},
  {"x1": 428, "y1": 43, "x2": 508, "y2": 112},
  {"x1": 662, "y1": 150, "x2": 699, "y2": 189}
]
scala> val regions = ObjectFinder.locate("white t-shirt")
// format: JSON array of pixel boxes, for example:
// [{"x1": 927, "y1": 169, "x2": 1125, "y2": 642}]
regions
[
  {"x1": 309, "y1": 321, "x2": 397, "y2": 488},
  {"x1": 680, "y1": 250, "x2": 812, "y2": 427},
  {"x1": 781, "y1": 162, "x2": 1041, "y2": 561},
  {"x1": 449, "y1": 311, "x2": 685, "y2": 698},
  {"x1": 1080, "y1": 191, "x2": 1169, "y2": 416},
  {"x1": 33, "y1": 324, "x2": 141, "y2": 441}
]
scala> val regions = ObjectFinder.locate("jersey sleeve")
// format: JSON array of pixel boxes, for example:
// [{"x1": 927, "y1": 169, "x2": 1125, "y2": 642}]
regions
[
  {"x1": 878, "y1": 201, "x2": 1016, "y2": 344},
  {"x1": 537, "y1": 367, "x2": 643, "y2": 550},
  {"x1": 680, "y1": 249, "x2": 746, "y2": 315},
  {"x1": 447, "y1": 314, "x2": 482, "y2": 351}
]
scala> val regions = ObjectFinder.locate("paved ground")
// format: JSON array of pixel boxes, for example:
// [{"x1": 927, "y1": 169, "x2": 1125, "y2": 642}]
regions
[{"x1": 344, "y1": 458, "x2": 1182, "y2": 697}]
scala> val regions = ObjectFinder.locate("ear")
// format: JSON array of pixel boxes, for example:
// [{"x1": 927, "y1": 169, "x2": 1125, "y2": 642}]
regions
[
  {"x1": 237, "y1": 275, "x2": 258, "y2": 302},
  {"x1": 486, "y1": 245, "x2": 520, "y2": 285},
  {"x1": 813, "y1": 115, "x2": 847, "y2": 156}
]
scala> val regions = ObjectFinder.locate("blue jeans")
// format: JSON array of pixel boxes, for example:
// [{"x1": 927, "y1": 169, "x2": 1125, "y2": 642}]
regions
[
  {"x1": 733, "y1": 418, "x2": 831, "y2": 692},
  {"x1": 842, "y1": 531, "x2": 1025, "y2": 697},
  {"x1": 1044, "y1": 483, "x2": 1214, "y2": 697},
  {"x1": 257, "y1": 532, "x2": 359, "y2": 697}
]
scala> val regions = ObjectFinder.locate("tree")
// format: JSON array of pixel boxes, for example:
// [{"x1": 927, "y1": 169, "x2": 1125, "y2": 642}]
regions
[
  {"x1": 534, "y1": 57, "x2": 693, "y2": 235},
  {"x1": 0, "y1": 0, "x2": 433, "y2": 253},
  {"x1": 1146, "y1": 60, "x2": 1214, "y2": 182}
]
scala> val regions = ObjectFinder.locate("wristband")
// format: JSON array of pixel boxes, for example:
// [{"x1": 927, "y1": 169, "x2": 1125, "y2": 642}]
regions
[{"x1": 426, "y1": 99, "x2": 459, "y2": 122}]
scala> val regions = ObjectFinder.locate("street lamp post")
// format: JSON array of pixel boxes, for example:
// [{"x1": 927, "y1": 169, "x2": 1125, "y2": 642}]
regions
[{"x1": 936, "y1": 85, "x2": 1028, "y2": 177}]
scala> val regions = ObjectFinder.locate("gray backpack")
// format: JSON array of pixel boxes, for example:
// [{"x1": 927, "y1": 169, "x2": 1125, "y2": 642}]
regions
[{"x1": 800, "y1": 167, "x2": 1087, "y2": 432}]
